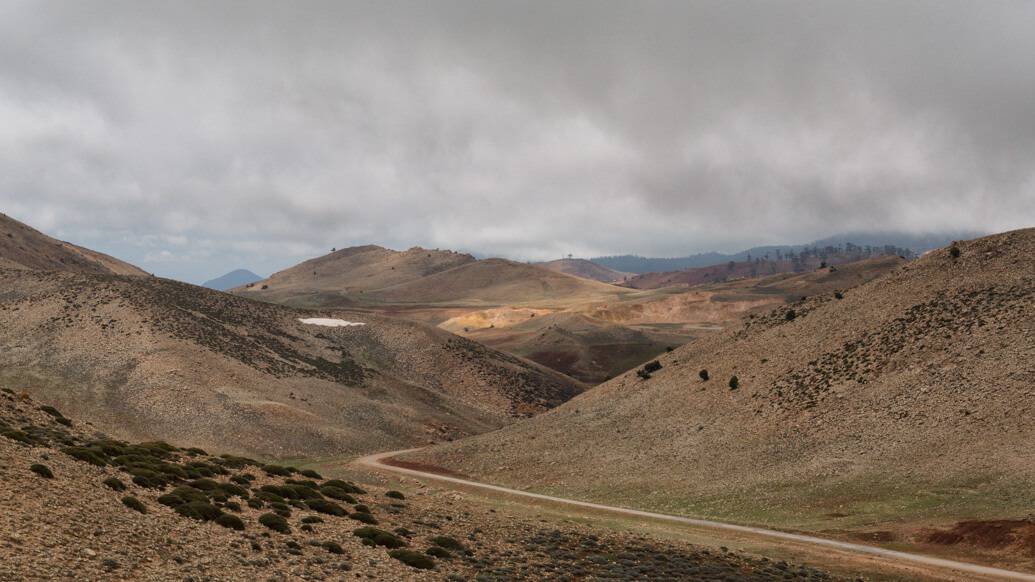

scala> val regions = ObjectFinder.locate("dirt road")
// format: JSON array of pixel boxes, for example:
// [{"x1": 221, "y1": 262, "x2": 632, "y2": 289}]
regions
[{"x1": 356, "y1": 448, "x2": 1035, "y2": 582}]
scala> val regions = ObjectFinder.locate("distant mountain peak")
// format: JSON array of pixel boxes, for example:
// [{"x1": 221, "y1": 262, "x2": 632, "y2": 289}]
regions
[{"x1": 202, "y1": 268, "x2": 263, "y2": 291}]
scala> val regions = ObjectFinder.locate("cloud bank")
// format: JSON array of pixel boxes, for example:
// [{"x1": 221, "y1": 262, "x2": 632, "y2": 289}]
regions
[{"x1": 2, "y1": 1, "x2": 1033, "y2": 281}]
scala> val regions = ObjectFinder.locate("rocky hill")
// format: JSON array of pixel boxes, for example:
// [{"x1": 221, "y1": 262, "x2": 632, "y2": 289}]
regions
[
  {"x1": 0, "y1": 212, "x2": 147, "y2": 276},
  {"x1": 0, "y1": 268, "x2": 583, "y2": 459},
  {"x1": 405, "y1": 231, "x2": 1035, "y2": 545}
]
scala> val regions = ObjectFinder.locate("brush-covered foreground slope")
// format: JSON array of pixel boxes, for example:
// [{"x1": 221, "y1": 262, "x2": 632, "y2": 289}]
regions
[
  {"x1": 0, "y1": 269, "x2": 582, "y2": 458},
  {"x1": 0, "y1": 212, "x2": 147, "y2": 276},
  {"x1": 538, "y1": 258, "x2": 632, "y2": 283},
  {"x1": 408, "y1": 230, "x2": 1035, "y2": 529},
  {"x1": 0, "y1": 391, "x2": 840, "y2": 581}
]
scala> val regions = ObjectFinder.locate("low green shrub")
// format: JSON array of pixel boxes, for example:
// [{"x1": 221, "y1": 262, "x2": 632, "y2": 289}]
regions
[
  {"x1": 62, "y1": 446, "x2": 108, "y2": 466},
  {"x1": 322, "y1": 479, "x2": 365, "y2": 494},
  {"x1": 429, "y1": 536, "x2": 467, "y2": 553},
  {"x1": 729, "y1": 376, "x2": 739, "y2": 390},
  {"x1": 103, "y1": 477, "x2": 126, "y2": 491},
  {"x1": 349, "y1": 512, "x2": 378, "y2": 525},
  {"x1": 320, "y1": 486, "x2": 357, "y2": 503},
  {"x1": 262, "y1": 465, "x2": 294, "y2": 477},
  {"x1": 305, "y1": 499, "x2": 346, "y2": 516},
  {"x1": 352, "y1": 527, "x2": 406, "y2": 548},
  {"x1": 224, "y1": 501, "x2": 242, "y2": 512},
  {"x1": 174, "y1": 501, "x2": 222, "y2": 521},
  {"x1": 157, "y1": 494, "x2": 185, "y2": 507},
  {"x1": 169, "y1": 486, "x2": 208, "y2": 504},
  {"x1": 30, "y1": 463, "x2": 53, "y2": 478},
  {"x1": 121, "y1": 496, "x2": 146, "y2": 514},
  {"x1": 389, "y1": 549, "x2": 435, "y2": 570},
  {"x1": 299, "y1": 469, "x2": 322, "y2": 479},
  {"x1": 425, "y1": 547, "x2": 451, "y2": 559},
  {"x1": 259, "y1": 513, "x2": 291, "y2": 534},
  {"x1": 215, "y1": 514, "x2": 245, "y2": 530},
  {"x1": 301, "y1": 516, "x2": 324, "y2": 524},
  {"x1": 385, "y1": 490, "x2": 405, "y2": 500},
  {"x1": 323, "y1": 541, "x2": 344, "y2": 554}
]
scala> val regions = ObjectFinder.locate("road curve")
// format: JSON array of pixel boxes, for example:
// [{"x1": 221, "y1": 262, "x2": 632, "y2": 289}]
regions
[{"x1": 356, "y1": 448, "x2": 1035, "y2": 582}]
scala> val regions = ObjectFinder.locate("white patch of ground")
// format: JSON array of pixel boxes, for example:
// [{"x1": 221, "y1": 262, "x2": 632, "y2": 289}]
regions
[{"x1": 298, "y1": 318, "x2": 366, "y2": 327}]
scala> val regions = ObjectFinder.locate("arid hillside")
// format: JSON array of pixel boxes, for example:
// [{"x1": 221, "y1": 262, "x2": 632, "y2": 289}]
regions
[
  {"x1": 0, "y1": 391, "x2": 839, "y2": 581},
  {"x1": 621, "y1": 247, "x2": 909, "y2": 290},
  {"x1": 407, "y1": 231, "x2": 1035, "y2": 545},
  {"x1": 0, "y1": 212, "x2": 147, "y2": 276},
  {"x1": 0, "y1": 268, "x2": 582, "y2": 459},
  {"x1": 538, "y1": 258, "x2": 632, "y2": 283},
  {"x1": 234, "y1": 245, "x2": 476, "y2": 307}
]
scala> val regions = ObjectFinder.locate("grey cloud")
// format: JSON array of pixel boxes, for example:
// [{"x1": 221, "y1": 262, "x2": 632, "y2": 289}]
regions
[{"x1": 1, "y1": 0, "x2": 1033, "y2": 281}]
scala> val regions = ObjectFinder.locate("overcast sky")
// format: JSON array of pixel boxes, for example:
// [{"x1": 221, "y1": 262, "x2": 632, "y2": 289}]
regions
[{"x1": 2, "y1": 1, "x2": 1033, "y2": 282}]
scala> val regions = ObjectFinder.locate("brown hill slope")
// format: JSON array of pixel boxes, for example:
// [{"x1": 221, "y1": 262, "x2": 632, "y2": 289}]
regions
[
  {"x1": 369, "y1": 259, "x2": 627, "y2": 305},
  {"x1": 406, "y1": 230, "x2": 1035, "y2": 534},
  {"x1": 622, "y1": 250, "x2": 905, "y2": 290},
  {"x1": 0, "y1": 391, "x2": 836, "y2": 581},
  {"x1": 0, "y1": 268, "x2": 582, "y2": 459},
  {"x1": 538, "y1": 258, "x2": 632, "y2": 283},
  {"x1": 233, "y1": 245, "x2": 475, "y2": 307},
  {"x1": 0, "y1": 212, "x2": 147, "y2": 276}
]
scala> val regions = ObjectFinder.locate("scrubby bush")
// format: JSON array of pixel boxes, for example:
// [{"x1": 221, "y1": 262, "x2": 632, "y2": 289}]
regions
[
  {"x1": 643, "y1": 360, "x2": 662, "y2": 374},
  {"x1": 349, "y1": 512, "x2": 378, "y2": 525},
  {"x1": 299, "y1": 469, "x2": 322, "y2": 479},
  {"x1": 259, "y1": 513, "x2": 291, "y2": 534},
  {"x1": 30, "y1": 463, "x2": 53, "y2": 478},
  {"x1": 103, "y1": 477, "x2": 126, "y2": 491},
  {"x1": 323, "y1": 479, "x2": 365, "y2": 494},
  {"x1": 785, "y1": 309, "x2": 796, "y2": 321},
  {"x1": 301, "y1": 516, "x2": 324, "y2": 524},
  {"x1": 949, "y1": 244, "x2": 961, "y2": 259},
  {"x1": 426, "y1": 547, "x2": 451, "y2": 559},
  {"x1": 323, "y1": 541, "x2": 344, "y2": 554},
  {"x1": 353, "y1": 504, "x2": 370, "y2": 513},
  {"x1": 158, "y1": 494, "x2": 184, "y2": 507},
  {"x1": 320, "y1": 486, "x2": 357, "y2": 503},
  {"x1": 305, "y1": 499, "x2": 347, "y2": 516},
  {"x1": 224, "y1": 501, "x2": 242, "y2": 512},
  {"x1": 352, "y1": 527, "x2": 406, "y2": 548},
  {"x1": 834, "y1": 291, "x2": 844, "y2": 300},
  {"x1": 121, "y1": 496, "x2": 146, "y2": 514},
  {"x1": 729, "y1": 376, "x2": 739, "y2": 390},
  {"x1": 385, "y1": 490, "x2": 405, "y2": 500},
  {"x1": 389, "y1": 549, "x2": 435, "y2": 570},
  {"x1": 698, "y1": 369, "x2": 709, "y2": 381},
  {"x1": 430, "y1": 536, "x2": 467, "y2": 553},
  {"x1": 170, "y1": 486, "x2": 208, "y2": 503},
  {"x1": 62, "y1": 446, "x2": 108, "y2": 466},
  {"x1": 229, "y1": 475, "x2": 252, "y2": 486},
  {"x1": 174, "y1": 501, "x2": 222, "y2": 521},
  {"x1": 246, "y1": 498, "x2": 264, "y2": 510},
  {"x1": 215, "y1": 514, "x2": 245, "y2": 531},
  {"x1": 262, "y1": 465, "x2": 294, "y2": 477}
]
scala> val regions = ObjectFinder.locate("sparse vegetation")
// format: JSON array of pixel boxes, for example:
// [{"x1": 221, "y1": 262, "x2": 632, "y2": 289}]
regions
[
  {"x1": 323, "y1": 541, "x2": 344, "y2": 554},
  {"x1": 214, "y1": 513, "x2": 245, "y2": 530},
  {"x1": 30, "y1": 463, "x2": 53, "y2": 478},
  {"x1": 121, "y1": 496, "x2": 146, "y2": 513},
  {"x1": 352, "y1": 526, "x2": 406, "y2": 548},
  {"x1": 175, "y1": 501, "x2": 222, "y2": 521},
  {"x1": 389, "y1": 548, "x2": 435, "y2": 570},
  {"x1": 385, "y1": 490, "x2": 405, "y2": 500},
  {"x1": 785, "y1": 309, "x2": 796, "y2": 321},
  {"x1": 103, "y1": 477, "x2": 126, "y2": 491},
  {"x1": 950, "y1": 243, "x2": 961, "y2": 258},
  {"x1": 729, "y1": 375, "x2": 739, "y2": 390},
  {"x1": 305, "y1": 498, "x2": 347, "y2": 516},
  {"x1": 259, "y1": 512, "x2": 291, "y2": 533},
  {"x1": 699, "y1": 369, "x2": 709, "y2": 381}
]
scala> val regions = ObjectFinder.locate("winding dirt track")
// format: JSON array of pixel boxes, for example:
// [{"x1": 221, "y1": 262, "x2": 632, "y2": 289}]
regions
[{"x1": 357, "y1": 448, "x2": 1035, "y2": 582}]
